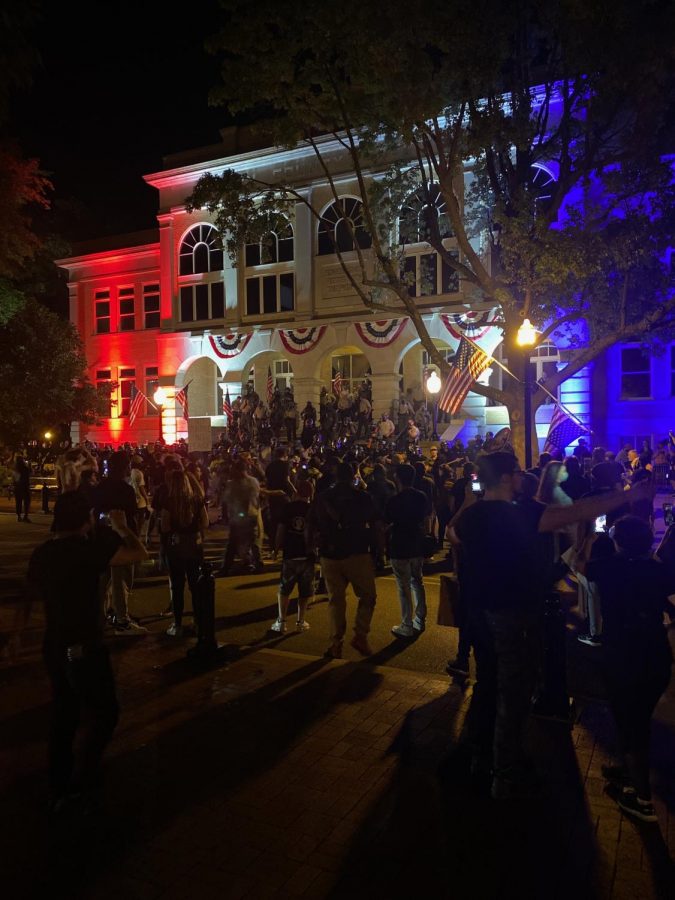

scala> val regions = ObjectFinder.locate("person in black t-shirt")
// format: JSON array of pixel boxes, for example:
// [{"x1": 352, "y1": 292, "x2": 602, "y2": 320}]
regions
[
  {"x1": 15, "y1": 492, "x2": 147, "y2": 812},
  {"x1": 386, "y1": 464, "x2": 428, "y2": 638},
  {"x1": 450, "y1": 452, "x2": 654, "y2": 801},
  {"x1": 270, "y1": 481, "x2": 315, "y2": 633},
  {"x1": 587, "y1": 516, "x2": 674, "y2": 823},
  {"x1": 307, "y1": 462, "x2": 384, "y2": 658}
]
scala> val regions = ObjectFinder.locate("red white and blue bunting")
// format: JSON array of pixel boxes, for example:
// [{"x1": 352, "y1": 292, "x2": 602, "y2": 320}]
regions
[
  {"x1": 354, "y1": 319, "x2": 408, "y2": 348},
  {"x1": 209, "y1": 333, "x2": 253, "y2": 359},
  {"x1": 279, "y1": 326, "x2": 327, "y2": 355},
  {"x1": 440, "y1": 311, "x2": 499, "y2": 341}
]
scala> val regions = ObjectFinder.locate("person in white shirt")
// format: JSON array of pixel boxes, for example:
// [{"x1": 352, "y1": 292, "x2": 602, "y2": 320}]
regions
[
  {"x1": 378, "y1": 414, "x2": 395, "y2": 440},
  {"x1": 130, "y1": 456, "x2": 150, "y2": 543}
]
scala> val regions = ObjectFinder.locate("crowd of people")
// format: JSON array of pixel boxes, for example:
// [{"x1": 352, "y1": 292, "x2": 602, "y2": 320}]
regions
[{"x1": 7, "y1": 420, "x2": 675, "y2": 826}]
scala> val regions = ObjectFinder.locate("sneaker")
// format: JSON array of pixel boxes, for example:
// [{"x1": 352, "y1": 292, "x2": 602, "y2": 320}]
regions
[
  {"x1": 350, "y1": 635, "x2": 373, "y2": 657},
  {"x1": 445, "y1": 658, "x2": 470, "y2": 677},
  {"x1": 270, "y1": 618, "x2": 287, "y2": 633},
  {"x1": 324, "y1": 642, "x2": 343, "y2": 659},
  {"x1": 605, "y1": 783, "x2": 658, "y2": 823},
  {"x1": 115, "y1": 619, "x2": 148, "y2": 634},
  {"x1": 296, "y1": 620, "x2": 310, "y2": 631},
  {"x1": 391, "y1": 624, "x2": 415, "y2": 638},
  {"x1": 166, "y1": 624, "x2": 184, "y2": 637},
  {"x1": 577, "y1": 633, "x2": 602, "y2": 647}
]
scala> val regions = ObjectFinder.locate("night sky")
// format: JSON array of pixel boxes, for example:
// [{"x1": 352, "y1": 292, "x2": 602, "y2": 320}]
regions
[{"x1": 13, "y1": 1, "x2": 227, "y2": 244}]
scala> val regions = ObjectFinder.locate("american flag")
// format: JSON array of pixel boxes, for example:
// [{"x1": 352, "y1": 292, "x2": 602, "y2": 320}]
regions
[
  {"x1": 543, "y1": 405, "x2": 588, "y2": 453},
  {"x1": 333, "y1": 370, "x2": 342, "y2": 396},
  {"x1": 223, "y1": 388, "x2": 232, "y2": 421},
  {"x1": 175, "y1": 383, "x2": 189, "y2": 420},
  {"x1": 128, "y1": 384, "x2": 146, "y2": 426},
  {"x1": 438, "y1": 337, "x2": 492, "y2": 415},
  {"x1": 267, "y1": 366, "x2": 274, "y2": 404}
]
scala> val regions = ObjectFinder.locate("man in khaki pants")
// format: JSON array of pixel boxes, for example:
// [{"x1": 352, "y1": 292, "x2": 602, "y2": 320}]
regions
[{"x1": 307, "y1": 462, "x2": 384, "y2": 658}]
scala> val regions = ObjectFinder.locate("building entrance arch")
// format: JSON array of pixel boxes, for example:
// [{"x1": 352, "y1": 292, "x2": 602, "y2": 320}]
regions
[{"x1": 319, "y1": 344, "x2": 372, "y2": 394}]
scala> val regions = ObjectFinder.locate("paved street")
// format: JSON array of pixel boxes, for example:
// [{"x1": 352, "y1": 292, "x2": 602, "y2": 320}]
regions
[{"x1": 1, "y1": 505, "x2": 675, "y2": 899}]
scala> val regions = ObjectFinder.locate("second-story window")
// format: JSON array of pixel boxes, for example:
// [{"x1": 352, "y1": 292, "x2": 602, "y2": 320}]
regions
[
  {"x1": 145, "y1": 366, "x2": 159, "y2": 416},
  {"x1": 178, "y1": 224, "x2": 225, "y2": 323},
  {"x1": 399, "y1": 185, "x2": 458, "y2": 299},
  {"x1": 318, "y1": 197, "x2": 372, "y2": 255},
  {"x1": 95, "y1": 289, "x2": 111, "y2": 334},
  {"x1": 119, "y1": 287, "x2": 135, "y2": 331},
  {"x1": 96, "y1": 369, "x2": 112, "y2": 417},
  {"x1": 143, "y1": 284, "x2": 160, "y2": 329},
  {"x1": 621, "y1": 347, "x2": 651, "y2": 400},
  {"x1": 245, "y1": 218, "x2": 295, "y2": 316}
]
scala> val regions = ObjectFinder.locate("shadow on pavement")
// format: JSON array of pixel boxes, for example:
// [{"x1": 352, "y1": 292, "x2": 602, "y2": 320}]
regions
[{"x1": 1, "y1": 652, "x2": 389, "y2": 898}]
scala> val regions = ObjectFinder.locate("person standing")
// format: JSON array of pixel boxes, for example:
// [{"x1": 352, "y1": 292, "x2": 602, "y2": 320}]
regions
[
  {"x1": 386, "y1": 464, "x2": 428, "y2": 637},
  {"x1": 17, "y1": 493, "x2": 147, "y2": 812},
  {"x1": 94, "y1": 451, "x2": 147, "y2": 633},
  {"x1": 161, "y1": 469, "x2": 208, "y2": 637},
  {"x1": 219, "y1": 460, "x2": 263, "y2": 574},
  {"x1": 13, "y1": 453, "x2": 32, "y2": 522},
  {"x1": 307, "y1": 462, "x2": 384, "y2": 658},
  {"x1": 270, "y1": 481, "x2": 315, "y2": 633},
  {"x1": 588, "y1": 516, "x2": 675, "y2": 822},
  {"x1": 130, "y1": 455, "x2": 150, "y2": 542}
]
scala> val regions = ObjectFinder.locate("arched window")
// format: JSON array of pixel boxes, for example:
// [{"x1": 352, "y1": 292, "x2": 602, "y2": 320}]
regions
[
  {"x1": 244, "y1": 216, "x2": 295, "y2": 317},
  {"x1": 245, "y1": 217, "x2": 294, "y2": 267},
  {"x1": 179, "y1": 224, "x2": 224, "y2": 276},
  {"x1": 398, "y1": 184, "x2": 453, "y2": 245},
  {"x1": 177, "y1": 224, "x2": 225, "y2": 323},
  {"x1": 318, "y1": 197, "x2": 372, "y2": 256}
]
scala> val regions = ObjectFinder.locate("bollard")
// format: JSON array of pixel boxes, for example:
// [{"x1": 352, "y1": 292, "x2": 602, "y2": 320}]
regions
[
  {"x1": 532, "y1": 591, "x2": 574, "y2": 723},
  {"x1": 42, "y1": 483, "x2": 50, "y2": 514},
  {"x1": 187, "y1": 561, "x2": 217, "y2": 659}
]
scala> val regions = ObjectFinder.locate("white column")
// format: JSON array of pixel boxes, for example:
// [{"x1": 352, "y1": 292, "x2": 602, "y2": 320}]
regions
[
  {"x1": 294, "y1": 199, "x2": 313, "y2": 319},
  {"x1": 370, "y1": 372, "x2": 403, "y2": 418},
  {"x1": 292, "y1": 376, "x2": 323, "y2": 411}
]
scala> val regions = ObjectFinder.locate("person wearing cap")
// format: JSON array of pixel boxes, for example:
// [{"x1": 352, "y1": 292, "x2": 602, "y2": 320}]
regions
[
  {"x1": 14, "y1": 492, "x2": 148, "y2": 813},
  {"x1": 270, "y1": 480, "x2": 316, "y2": 633}
]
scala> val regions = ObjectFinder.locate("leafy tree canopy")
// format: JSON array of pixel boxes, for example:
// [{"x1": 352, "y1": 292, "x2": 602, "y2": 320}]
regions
[
  {"x1": 193, "y1": 0, "x2": 675, "y2": 451},
  {"x1": 0, "y1": 298, "x2": 108, "y2": 447}
]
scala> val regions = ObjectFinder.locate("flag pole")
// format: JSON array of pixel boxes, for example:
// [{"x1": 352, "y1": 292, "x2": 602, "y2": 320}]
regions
[
  {"x1": 460, "y1": 334, "x2": 521, "y2": 383},
  {"x1": 537, "y1": 381, "x2": 592, "y2": 434}
]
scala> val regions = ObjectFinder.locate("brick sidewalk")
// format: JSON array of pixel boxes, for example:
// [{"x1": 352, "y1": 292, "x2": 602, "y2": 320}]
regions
[{"x1": 2, "y1": 625, "x2": 675, "y2": 900}]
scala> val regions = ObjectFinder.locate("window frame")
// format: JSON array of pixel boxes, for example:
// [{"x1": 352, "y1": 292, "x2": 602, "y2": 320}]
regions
[
  {"x1": 118, "y1": 286, "x2": 135, "y2": 332},
  {"x1": 143, "y1": 283, "x2": 160, "y2": 329},
  {"x1": 620, "y1": 345, "x2": 652, "y2": 400},
  {"x1": 317, "y1": 197, "x2": 372, "y2": 256},
  {"x1": 118, "y1": 368, "x2": 136, "y2": 418},
  {"x1": 94, "y1": 288, "x2": 111, "y2": 334},
  {"x1": 96, "y1": 369, "x2": 113, "y2": 418}
]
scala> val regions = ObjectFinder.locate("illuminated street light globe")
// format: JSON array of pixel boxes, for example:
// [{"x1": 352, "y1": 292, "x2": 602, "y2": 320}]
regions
[
  {"x1": 517, "y1": 318, "x2": 537, "y2": 347},
  {"x1": 426, "y1": 370, "x2": 442, "y2": 395},
  {"x1": 153, "y1": 386, "x2": 167, "y2": 406},
  {"x1": 44, "y1": 431, "x2": 52, "y2": 440}
]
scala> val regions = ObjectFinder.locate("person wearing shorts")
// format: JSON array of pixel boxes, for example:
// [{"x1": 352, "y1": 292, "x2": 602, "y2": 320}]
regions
[{"x1": 271, "y1": 481, "x2": 315, "y2": 632}]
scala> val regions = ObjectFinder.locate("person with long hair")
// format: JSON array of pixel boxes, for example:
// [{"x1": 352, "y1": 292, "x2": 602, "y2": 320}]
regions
[{"x1": 161, "y1": 470, "x2": 208, "y2": 637}]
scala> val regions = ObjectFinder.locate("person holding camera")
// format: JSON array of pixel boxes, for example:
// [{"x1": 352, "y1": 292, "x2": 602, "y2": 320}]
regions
[
  {"x1": 270, "y1": 480, "x2": 316, "y2": 633},
  {"x1": 449, "y1": 451, "x2": 654, "y2": 801}
]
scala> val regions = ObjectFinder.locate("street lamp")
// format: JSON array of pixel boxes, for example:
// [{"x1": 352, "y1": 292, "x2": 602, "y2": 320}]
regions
[
  {"x1": 153, "y1": 387, "x2": 167, "y2": 443},
  {"x1": 517, "y1": 318, "x2": 537, "y2": 469},
  {"x1": 425, "y1": 369, "x2": 441, "y2": 441}
]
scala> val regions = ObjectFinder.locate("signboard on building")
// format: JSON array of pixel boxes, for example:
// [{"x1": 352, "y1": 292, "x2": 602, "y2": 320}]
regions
[{"x1": 188, "y1": 417, "x2": 213, "y2": 451}]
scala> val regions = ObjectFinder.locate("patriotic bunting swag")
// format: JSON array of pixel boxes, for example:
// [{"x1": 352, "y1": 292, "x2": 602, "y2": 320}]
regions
[
  {"x1": 209, "y1": 333, "x2": 253, "y2": 359},
  {"x1": 441, "y1": 311, "x2": 498, "y2": 341},
  {"x1": 354, "y1": 319, "x2": 407, "y2": 348},
  {"x1": 278, "y1": 327, "x2": 327, "y2": 355}
]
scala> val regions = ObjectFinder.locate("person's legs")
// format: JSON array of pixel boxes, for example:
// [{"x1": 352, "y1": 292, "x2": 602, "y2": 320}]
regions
[
  {"x1": 185, "y1": 557, "x2": 202, "y2": 630},
  {"x1": 487, "y1": 610, "x2": 537, "y2": 788},
  {"x1": 462, "y1": 610, "x2": 497, "y2": 771},
  {"x1": 45, "y1": 653, "x2": 81, "y2": 798},
  {"x1": 296, "y1": 560, "x2": 315, "y2": 627},
  {"x1": 346, "y1": 553, "x2": 377, "y2": 638},
  {"x1": 15, "y1": 489, "x2": 22, "y2": 520},
  {"x1": 410, "y1": 556, "x2": 427, "y2": 628},
  {"x1": 390, "y1": 558, "x2": 413, "y2": 628},
  {"x1": 109, "y1": 563, "x2": 134, "y2": 624},
  {"x1": 274, "y1": 560, "x2": 297, "y2": 630},
  {"x1": 74, "y1": 647, "x2": 119, "y2": 791},
  {"x1": 321, "y1": 557, "x2": 348, "y2": 649},
  {"x1": 167, "y1": 553, "x2": 187, "y2": 628}
]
